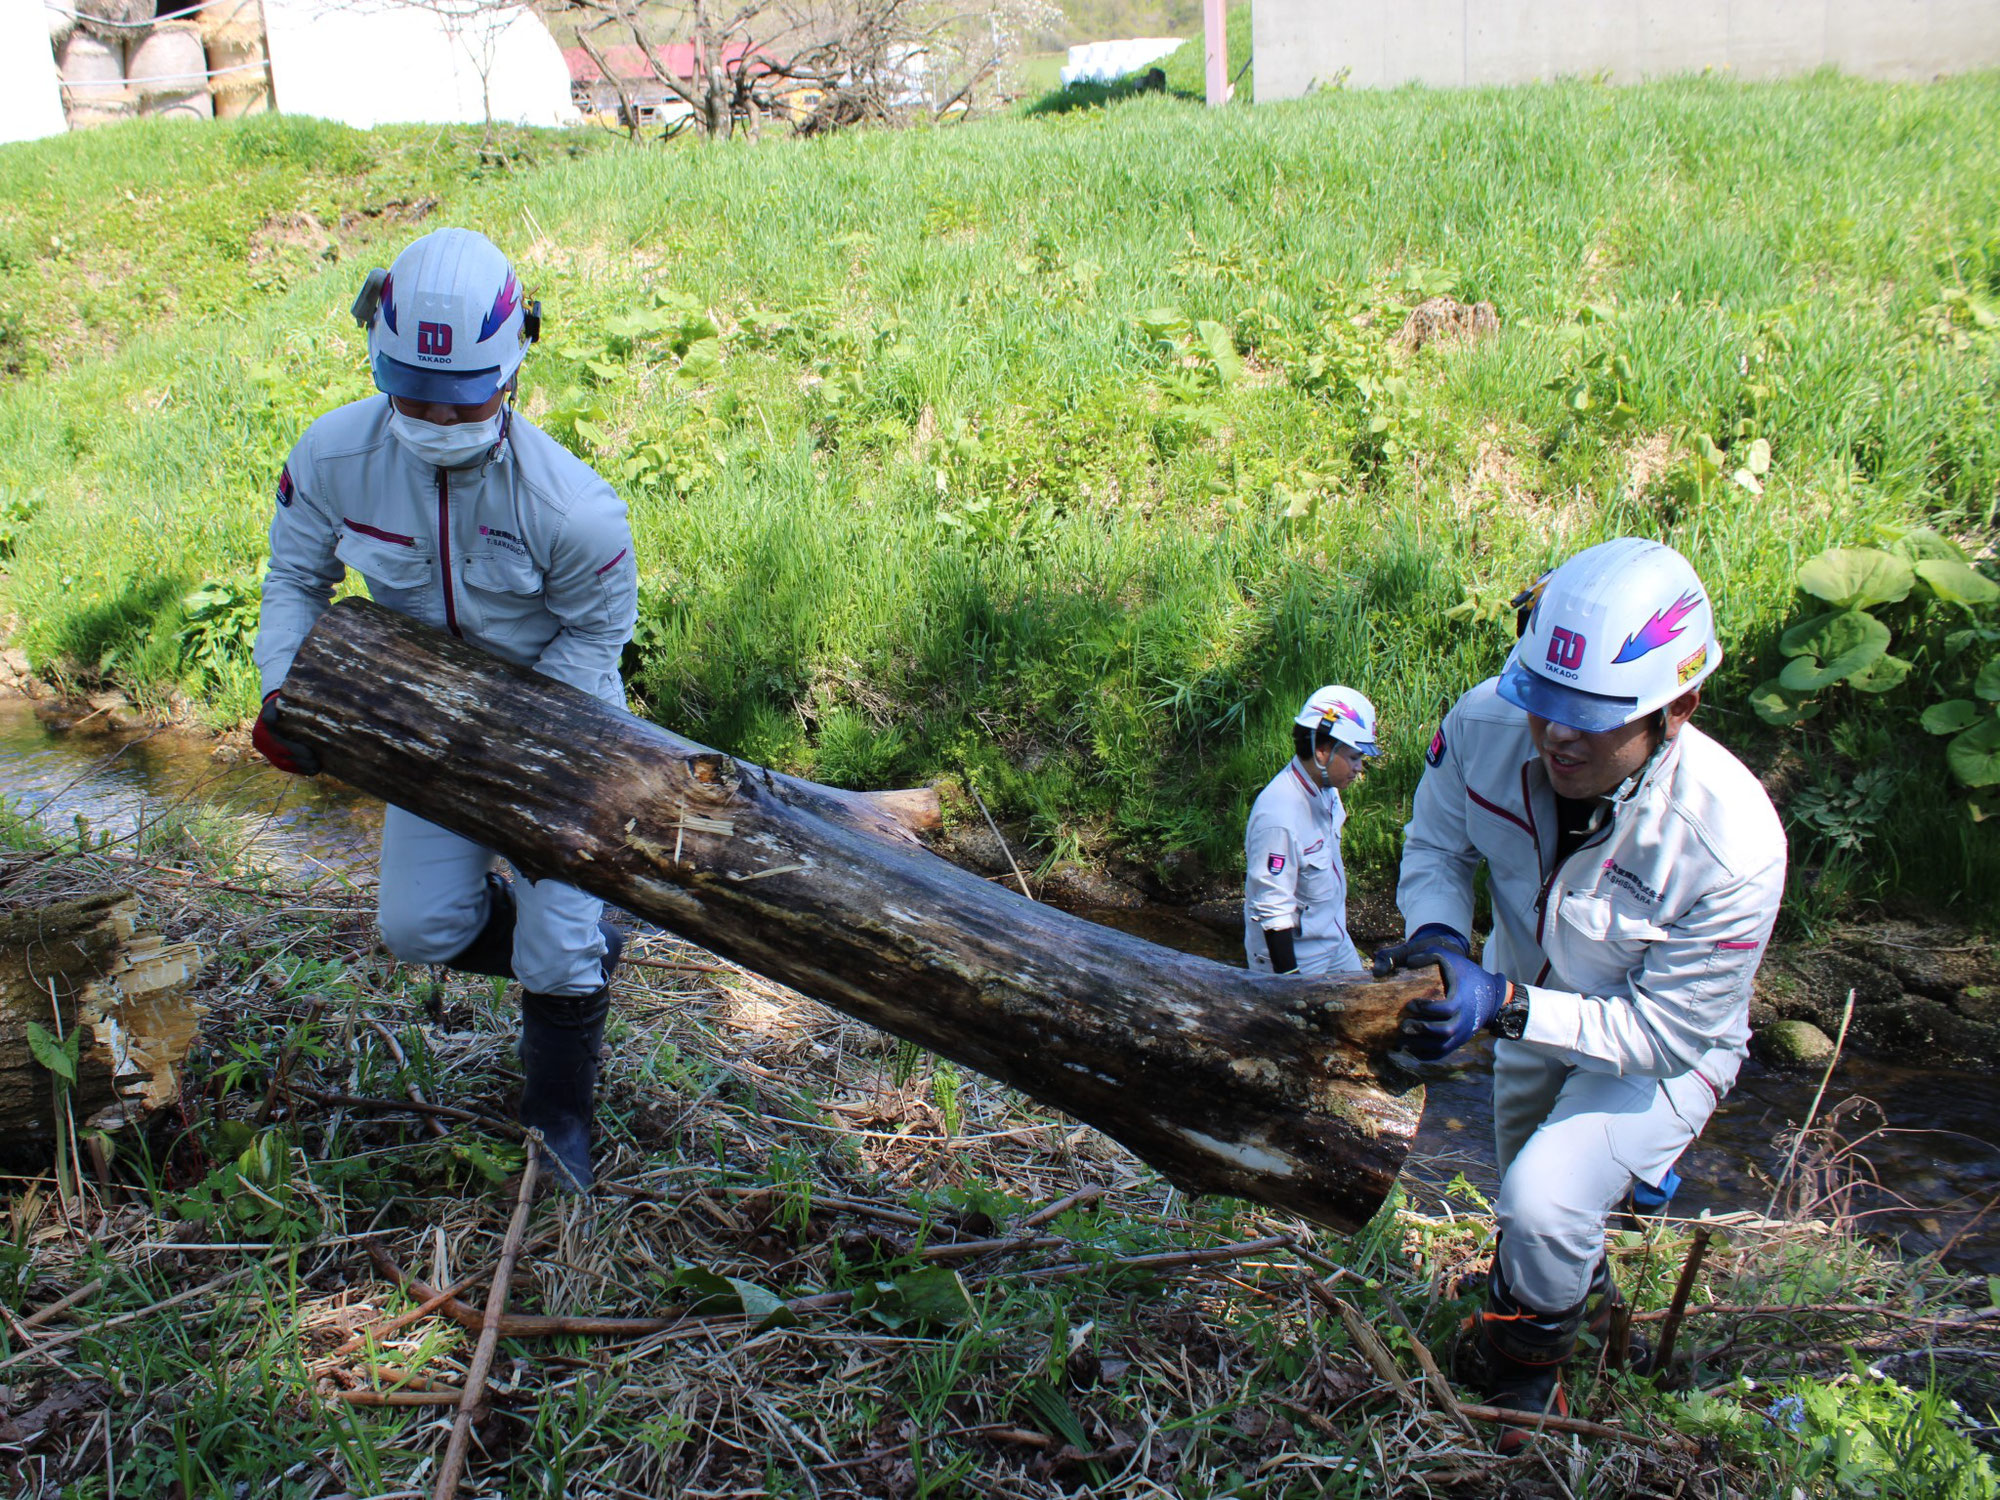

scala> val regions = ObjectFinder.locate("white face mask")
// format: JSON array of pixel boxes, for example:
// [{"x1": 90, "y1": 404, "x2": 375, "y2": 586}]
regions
[{"x1": 388, "y1": 406, "x2": 506, "y2": 469}]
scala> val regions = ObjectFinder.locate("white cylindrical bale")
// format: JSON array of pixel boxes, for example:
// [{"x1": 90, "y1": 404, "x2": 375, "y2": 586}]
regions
[
  {"x1": 199, "y1": 0, "x2": 264, "y2": 49},
  {"x1": 76, "y1": 0, "x2": 152, "y2": 40},
  {"x1": 208, "y1": 37, "x2": 271, "y2": 117},
  {"x1": 58, "y1": 29, "x2": 133, "y2": 127},
  {"x1": 128, "y1": 19, "x2": 213, "y2": 119}
]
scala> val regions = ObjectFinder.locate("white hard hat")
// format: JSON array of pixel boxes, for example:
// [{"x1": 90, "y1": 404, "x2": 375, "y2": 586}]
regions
[
  {"x1": 356, "y1": 228, "x2": 537, "y2": 406},
  {"x1": 1498, "y1": 537, "x2": 1722, "y2": 731},
  {"x1": 1294, "y1": 685, "x2": 1380, "y2": 755}
]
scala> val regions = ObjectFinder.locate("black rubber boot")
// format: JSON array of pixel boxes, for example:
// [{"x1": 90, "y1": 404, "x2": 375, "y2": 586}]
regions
[
  {"x1": 518, "y1": 986, "x2": 609, "y2": 1193},
  {"x1": 1453, "y1": 1258, "x2": 1582, "y2": 1455},
  {"x1": 442, "y1": 875, "x2": 626, "y2": 988},
  {"x1": 1585, "y1": 1255, "x2": 1652, "y2": 1373},
  {"x1": 443, "y1": 872, "x2": 518, "y2": 979}
]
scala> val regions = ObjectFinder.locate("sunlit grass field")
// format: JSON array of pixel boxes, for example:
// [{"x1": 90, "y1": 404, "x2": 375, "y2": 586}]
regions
[{"x1": 1, "y1": 71, "x2": 1997, "y2": 914}]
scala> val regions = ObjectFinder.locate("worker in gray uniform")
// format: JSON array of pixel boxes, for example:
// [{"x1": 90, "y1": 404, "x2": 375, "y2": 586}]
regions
[
  {"x1": 1243, "y1": 686, "x2": 1381, "y2": 976},
  {"x1": 250, "y1": 227, "x2": 639, "y2": 1192},
  {"x1": 1376, "y1": 537, "x2": 1785, "y2": 1448}
]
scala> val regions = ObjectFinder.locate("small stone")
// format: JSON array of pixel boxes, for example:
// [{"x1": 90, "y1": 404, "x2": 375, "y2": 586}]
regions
[
  {"x1": 1754, "y1": 1019, "x2": 1835, "y2": 1069},
  {"x1": 1958, "y1": 985, "x2": 2000, "y2": 1024}
]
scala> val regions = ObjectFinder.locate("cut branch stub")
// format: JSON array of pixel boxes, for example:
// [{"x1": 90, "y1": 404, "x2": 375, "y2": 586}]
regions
[{"x1": 279, "y1": 598, "x2": 1431, "y2": 1231}]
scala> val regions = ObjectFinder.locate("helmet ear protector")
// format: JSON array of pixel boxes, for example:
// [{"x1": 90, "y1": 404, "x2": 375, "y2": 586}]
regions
[
  {"x1": 352, "y1": 267, "x2": 388, "y2": 329},
  {"x1": 351, "y1": 267, "x2": 542, "y2": 344}
]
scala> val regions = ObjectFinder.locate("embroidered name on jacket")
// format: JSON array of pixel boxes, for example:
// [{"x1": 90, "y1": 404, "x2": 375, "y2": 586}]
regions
[
  {"x1": 478, "y1": 524, "x2": 528, "y2": 555},
  {"x1": 1601, "y1": 859, "x2": 1661, "y2": 905}
]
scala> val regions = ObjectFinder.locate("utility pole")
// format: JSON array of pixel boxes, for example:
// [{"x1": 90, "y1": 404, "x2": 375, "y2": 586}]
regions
[{"x1": 1203, "y1": 0, "x2": 1227, "y2": 106}]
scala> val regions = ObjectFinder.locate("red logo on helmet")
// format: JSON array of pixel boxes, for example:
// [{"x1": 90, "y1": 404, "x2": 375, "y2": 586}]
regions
[
  {"x1": 417, "y1": 321, "x2": 454, "y2": 359},
  {"x1": 1546, "y1": 628, "x2": 1586, "y2": 673}
]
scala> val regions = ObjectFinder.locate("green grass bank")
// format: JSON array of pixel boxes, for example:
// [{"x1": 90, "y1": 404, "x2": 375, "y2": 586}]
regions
[{"x1": 1, "y1": 75, "x2": 1997, "y2": 918}]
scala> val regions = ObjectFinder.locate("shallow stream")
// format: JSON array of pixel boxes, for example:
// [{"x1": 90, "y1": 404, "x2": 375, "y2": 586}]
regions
[{"x1": 5, "y1": 695, "x2": 1998, "y2": 1271}]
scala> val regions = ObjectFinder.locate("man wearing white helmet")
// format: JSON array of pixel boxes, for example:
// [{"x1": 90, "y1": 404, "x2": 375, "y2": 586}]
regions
[
  {"x1": 1243, "y1": 687, "x2": 1380, "y2": 976},
  {"x1": 1376, "y1": 537, "x2": 1785, "y2": 1448},
  {"x1": 250, "y1": 227, "x2": 640, "y2": 1192}
]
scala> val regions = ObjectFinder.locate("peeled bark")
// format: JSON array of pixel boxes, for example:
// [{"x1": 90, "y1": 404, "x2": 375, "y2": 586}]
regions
[
  {"x1": 0, "y1": 891, "x2": 204, "y2": 1140},
  {"x1": 278, "y1": 599, "x2": 1431, "y2": 1231}
]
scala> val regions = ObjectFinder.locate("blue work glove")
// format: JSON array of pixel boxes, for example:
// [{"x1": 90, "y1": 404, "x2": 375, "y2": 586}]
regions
[
  {"x1": 1372, "y1": 923, "x2": 1471, "y2": 979},
  {"x1": 1399, "y1": 949, "x2": 1514, "y2": 1061}
]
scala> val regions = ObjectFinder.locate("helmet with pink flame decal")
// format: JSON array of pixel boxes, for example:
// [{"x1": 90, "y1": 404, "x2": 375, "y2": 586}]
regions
[
  {"x1": 1498, "y1": 537, "x2": 1722, "y2": 731},
  {"x1": 352, "y1": 228, "x2": 539, "y2": 406}
]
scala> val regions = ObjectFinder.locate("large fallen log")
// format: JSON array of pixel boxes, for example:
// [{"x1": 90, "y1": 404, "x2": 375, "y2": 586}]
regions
[
  {"x1": 277, "y1": 599, "x2": 1432, "y2": 1231},
  {"x1": 0, "y1": 891, "x2": 204, "y2": 1141}
]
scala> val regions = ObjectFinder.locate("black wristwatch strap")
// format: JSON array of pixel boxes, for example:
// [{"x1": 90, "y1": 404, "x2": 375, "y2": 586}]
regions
[{"x1": 1492, "y1": 986, "x2": 1529, "y2": 1040}]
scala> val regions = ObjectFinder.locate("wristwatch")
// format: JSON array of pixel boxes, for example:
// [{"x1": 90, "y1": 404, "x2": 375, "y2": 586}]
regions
[{"x1": 1492, "y1": 987, "x2": 1530, "y2": 1040}]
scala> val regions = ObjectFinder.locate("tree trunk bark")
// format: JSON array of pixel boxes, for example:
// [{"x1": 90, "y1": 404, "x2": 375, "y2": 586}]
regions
[
  {"x1": 0, "y1": 892, "x2": 203, "y2": 1143},
  {"x1": 277, "y1": 599, "x2": 1432, "y2": 1232}
]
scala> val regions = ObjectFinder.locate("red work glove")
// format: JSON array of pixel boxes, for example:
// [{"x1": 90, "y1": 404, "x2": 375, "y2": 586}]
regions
[{"x1": 252, "y1": 691, "x2": 320, "y2": 776}]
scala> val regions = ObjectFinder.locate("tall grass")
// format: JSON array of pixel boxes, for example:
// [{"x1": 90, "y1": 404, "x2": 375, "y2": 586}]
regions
[{"x1": 1, "y1": 75, "x2": 1996, "y2": 909}]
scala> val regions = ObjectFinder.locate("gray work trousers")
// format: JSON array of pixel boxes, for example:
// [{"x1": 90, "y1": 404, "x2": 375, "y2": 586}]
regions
[
  {"x1": 375, "y1": 805, "x2": 609, "y2": 997},
  {"x1": 1492, "y1": 1040, "x2": 1717, "y2": 1311}
]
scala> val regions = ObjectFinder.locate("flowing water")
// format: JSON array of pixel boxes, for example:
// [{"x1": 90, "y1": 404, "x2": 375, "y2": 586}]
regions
[{"x1": 5, "y1": 695, "x2": 1998, "y2": 1270}]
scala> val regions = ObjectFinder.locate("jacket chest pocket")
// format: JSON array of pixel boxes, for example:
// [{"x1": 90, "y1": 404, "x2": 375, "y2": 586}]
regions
[
  {"x1": 1296, "y1": 839, "x2": 1340, "y2": 907},
  {"x1": 336, "y1": 529, "x2": 432, "y2": 599},
  {"x1": 459, "y1": 546, "x2": 544, "y2": 599},
  {"x1": 1553, "y1": 892, "x2": 1669, "y2": 980}
]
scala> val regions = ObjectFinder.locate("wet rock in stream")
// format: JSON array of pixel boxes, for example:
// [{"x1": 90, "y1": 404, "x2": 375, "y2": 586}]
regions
[{"x1": 1755, "y1": 923, "x2": 2000, "y2": 1067}]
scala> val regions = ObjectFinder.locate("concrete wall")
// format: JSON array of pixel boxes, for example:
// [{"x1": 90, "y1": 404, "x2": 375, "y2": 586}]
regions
[{"x1": 1253, "y1": 0, "x2": 2000, "y2": 100}]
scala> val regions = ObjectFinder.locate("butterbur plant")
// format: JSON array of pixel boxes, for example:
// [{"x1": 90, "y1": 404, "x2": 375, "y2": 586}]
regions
[{"x1": 1752, "y1": 527, "x2": 2000, "y2": 817}]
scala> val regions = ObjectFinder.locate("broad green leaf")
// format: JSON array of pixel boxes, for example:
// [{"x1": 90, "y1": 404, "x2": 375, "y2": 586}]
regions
[
  {"x1": 1795, "y1": 548, "x2": 1914, "y2": 610},
  {"x1": 1948, "y1": 717, "x2": 2000, "y2": 787},
  {"x1": 850, "y1": 1267, "x2": 975, "y2": 1331},
  {"x1": 1880, "y1": 525, "x2": 1967, "y2": 562},
  {"x1": 670, "y1": 1266, "x2": 796, "y2": 1330},
  {"x1": 1731, "y1": 468, "x2": 1763, "y2": 495},
  {"x1": 1693, "y1": 432, "x2": 1726, "y2": 477},
  {"x1": 1136, "y1": 307, "x2": 1190, "y2": 344},
  {"x1": 1944, "y1": 628, "x2": 2000, "y2": 659},
  {"x1": 1923, "y1": 699, "x2": 1985, "y2": 735},
  {"x1": 1916, "y1": 558, "x2": 2000, "y2": 608},
  {"x1": 1749, "y1": 680, "x2": 1822, "y2": 727},
  {"x1": 1744, "y1": 437, "x2": 1772, "y2": 476},
  {"x1": 1196, "y1": 320, "x2": 1243, "y2": 387},
  {"x1": 1978, "y1": 659, "x2": 2000, "y2": 701},
  {"x1": 1775, "y1": 611, "x2": 1890, "y2": 691},
  {"x1": 25, "y1": 1021, "x2": 75, "y2": 1083},
  {"x1": 1846, "y1": 653, "x2": 1911, "y2": 693}
]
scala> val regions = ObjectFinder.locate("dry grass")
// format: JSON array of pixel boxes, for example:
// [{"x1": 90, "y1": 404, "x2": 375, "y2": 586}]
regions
[{"x1": 1, "y1": 842, "x2": 1995, "y2": 1497}]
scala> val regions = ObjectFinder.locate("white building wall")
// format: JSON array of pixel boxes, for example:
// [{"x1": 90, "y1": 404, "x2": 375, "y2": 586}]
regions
[
  {"x1": 262, "y1": 0, "x2": 578, "y2": 128},
  {"x1": 1254, "y1": 0, "x2": 2000, "y2": 99},
  {"x1": 2, "y1": 0, "x2": 68, "y2": 145}
]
